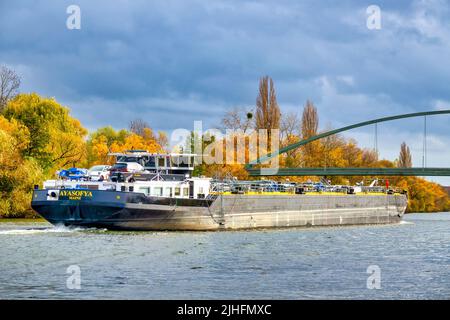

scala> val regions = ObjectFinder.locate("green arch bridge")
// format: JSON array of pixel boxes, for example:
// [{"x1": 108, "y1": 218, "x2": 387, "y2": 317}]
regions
[{"x1": 245, "y1": 110, "x2": 450, "y2": 176}]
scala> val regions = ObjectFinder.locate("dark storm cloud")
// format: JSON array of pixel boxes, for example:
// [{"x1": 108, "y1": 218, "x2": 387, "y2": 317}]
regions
[{"x1": 1, "y1": 0, "x2": 449, "y2": 164}]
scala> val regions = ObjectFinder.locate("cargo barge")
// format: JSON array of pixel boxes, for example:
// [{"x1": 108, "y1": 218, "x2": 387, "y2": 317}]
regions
[{"x1": 31, "y1": 152, "x2": 407, "y2": 231}]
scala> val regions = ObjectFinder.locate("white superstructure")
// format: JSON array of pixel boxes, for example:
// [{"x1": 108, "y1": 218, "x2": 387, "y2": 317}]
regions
[{"x1": 43, "y1": 177, "x2": 212, "y2": 199}]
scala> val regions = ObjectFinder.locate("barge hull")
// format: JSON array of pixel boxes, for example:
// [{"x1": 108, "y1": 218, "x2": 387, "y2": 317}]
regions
[{"x1": 31, "y1": 190, "x2": 407, "y2": 231}]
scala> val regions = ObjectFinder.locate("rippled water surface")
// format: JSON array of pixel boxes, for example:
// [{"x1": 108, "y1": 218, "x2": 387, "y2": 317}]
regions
[{"x1": 0, "y1": 213, "x2": 449, "y2": 299}]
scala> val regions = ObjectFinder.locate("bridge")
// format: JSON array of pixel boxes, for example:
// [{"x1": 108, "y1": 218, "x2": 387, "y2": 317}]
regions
[{"x1": 245, "y1": 110, "x2": 450, "y2": 177}]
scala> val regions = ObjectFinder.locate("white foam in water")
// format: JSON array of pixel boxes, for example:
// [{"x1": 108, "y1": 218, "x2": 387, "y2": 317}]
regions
[
  {"x1": 0, "y1": 225, "x2": 105, "y2": 235},
  {"x1": 399, "y1": 220, "x2": 414, "y2": 225}
]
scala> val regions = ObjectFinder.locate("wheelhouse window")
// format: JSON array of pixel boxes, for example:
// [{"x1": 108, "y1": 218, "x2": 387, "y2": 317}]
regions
[
  {"x1": 152, "y1": 187, "x2": 163, "y2": 197},
  {"x1": 178, "y1": 156, "x2": 189, "y2": 168},
  {"x1": 111, "y1": 163, "x2": 127, "y2": 170},
  {"x1": 145, "y1": 156, "x2": 156, "y2": 168},
  {"x1": 89, "y1": 165, "x2": 105, "y2": 171},
  {"x1": 170, "y1": 156, "x2": 179, "y2": 167},
  {"x1": 174, "y1": 187, "x2": 181, "y2": 196}
]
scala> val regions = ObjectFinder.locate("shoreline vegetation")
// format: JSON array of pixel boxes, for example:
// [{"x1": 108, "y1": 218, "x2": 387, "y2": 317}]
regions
[
  {"x1": 0, "y1": 218, "x2": 46, "y2": 223},
  {"x1": 1, "y1": 69, "x2": 449, "y2": 218}
]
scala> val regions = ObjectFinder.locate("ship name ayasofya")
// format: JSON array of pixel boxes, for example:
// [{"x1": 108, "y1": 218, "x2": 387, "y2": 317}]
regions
[{"x1": 31, "y1": 151, "x2": 408, "y2": 231}]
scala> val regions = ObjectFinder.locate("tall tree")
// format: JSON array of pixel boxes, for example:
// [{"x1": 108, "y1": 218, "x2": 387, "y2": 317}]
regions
[
  {"x1": 0, "y1": 65, "x2": 21, "y2": 111},
  {"x1": 255, "y1": 76, "x2": 280, "y2": 130},
  {"x1": 301, "y1": 100, "x2": 318, "y2": 139},
  {"x1": 300, "y1": 100, "x2": 320, "y2": 166},
  {"x1": 398, "y1": 142, "x2": 412, "y2": 168},
  {"x1": 255, "y1": 76, "x2": 280, "y2": 157}
]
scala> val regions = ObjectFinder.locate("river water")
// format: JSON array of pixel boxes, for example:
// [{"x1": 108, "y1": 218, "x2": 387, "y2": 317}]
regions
[{"x1": 0, "y1": 213, "x2": 449, "y2": 299}]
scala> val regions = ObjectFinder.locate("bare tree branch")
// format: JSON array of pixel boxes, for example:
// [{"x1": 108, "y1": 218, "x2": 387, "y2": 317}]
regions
[
  {"x1": 0, "y1": 65, "x2": 21, "y2": 111},
  {"x1": 280, "y1": 111, "x2": 299, "y2": 142},
  {"x1": 129, "y1": 119, "x2": 150, "y2": 137},
  {"x1": 221, "y1": 106, "x2": 254, "y2": 134}
]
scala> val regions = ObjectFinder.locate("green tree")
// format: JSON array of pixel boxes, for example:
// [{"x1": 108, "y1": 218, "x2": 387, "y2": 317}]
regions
[{"x1": 2, "y1": 93, "x2": 87, "y2": 172}]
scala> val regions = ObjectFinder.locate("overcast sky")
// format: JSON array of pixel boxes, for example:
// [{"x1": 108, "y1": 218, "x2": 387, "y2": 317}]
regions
[{"x1": 1, "y1": 0, "x2": 449, "y2": 183}]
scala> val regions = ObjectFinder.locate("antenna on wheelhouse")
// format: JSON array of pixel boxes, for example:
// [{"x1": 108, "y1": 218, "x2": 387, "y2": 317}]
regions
[{"x1": 151, "y1": 169, "x2": 165, "y2": 181}]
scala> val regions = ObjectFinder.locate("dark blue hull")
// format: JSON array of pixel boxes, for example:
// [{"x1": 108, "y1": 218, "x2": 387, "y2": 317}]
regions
[{"x1": 31, "y1": 189, "x2": 215, "y2": 231}]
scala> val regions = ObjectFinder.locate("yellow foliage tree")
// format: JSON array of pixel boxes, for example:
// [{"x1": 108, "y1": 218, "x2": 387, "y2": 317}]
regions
[
  {"x1": 396, "y1": 177, "x2": 450, "y2": 213},
  {"x1": 3, "y1": 93, "x2": 87, "y2": 173},
  {"x1": 0, "y1": 115, "x2": 43, "y2": 217}
]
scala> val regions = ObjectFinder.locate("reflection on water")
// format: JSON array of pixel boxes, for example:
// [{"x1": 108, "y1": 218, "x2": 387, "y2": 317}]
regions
[{"x1": 0, "y1": 213, "x2": 449, "y2": 299}]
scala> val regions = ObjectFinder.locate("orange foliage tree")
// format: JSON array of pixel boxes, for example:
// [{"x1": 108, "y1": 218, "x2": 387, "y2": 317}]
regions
[{"x1": 87, "y1": 126, "x2": 166, "y2": 166}]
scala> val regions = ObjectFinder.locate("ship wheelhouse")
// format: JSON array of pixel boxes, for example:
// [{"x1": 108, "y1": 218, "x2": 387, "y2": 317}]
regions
[{"x1": 108, "y1": 150, "x2": 197, "y2": 176}]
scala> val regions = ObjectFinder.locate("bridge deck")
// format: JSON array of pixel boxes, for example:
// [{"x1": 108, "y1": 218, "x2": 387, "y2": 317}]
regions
[{"x1": 247, "y1": 167, "x2": 450, "y2": 176}]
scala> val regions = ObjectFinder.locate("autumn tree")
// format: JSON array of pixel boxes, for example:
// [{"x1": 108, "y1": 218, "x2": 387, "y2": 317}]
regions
[
  {"x1": 318, "y1": 133, "x2": 346, "y2": 173},
  {"x1": 113, "y1": 130, "x2": 162, "y2": 153},
  {"x1": 396, "y1": 177, "x2": 450, "y2": 212},
  {"x1": 90, "y1": 126, "x2": 128, "y2": 146},
  {"x1": 255, "y1": 76, "x2": 281, "y2": 162},
  {"x1": 0, "y1": 115, "x2": 43, "y2": 217},
  {"x1": 300, "y1": 100, "x2": 321, "y2": 167},
  {"x1": 87, "y1": 126, "x2": 165, "y2": 166},
  {"x1": 129, "y1": 119, "x2": 168, "y2": 151},
  {"x1": 280, "y1": 111, "x2": 300, "y2": 143},
  {"x1": 255, "y1": 76, "x2": 280, "y2": 131},
  {"x1": 0, "y1": 65, "x2": 21, "y2": 111},
  {"x1": 2, "y1": 93, "x2": 87, "y2": 172},
  {"x1": 301, "y1": 100, "x2": 318, "y2": 139},
  {"x1": 157, "y1": 131, "x2": 168, "y2": 150},
  {"x1": 361, "y1": 149, "x2": 379, "y2": 167},
  {"x1": 280, "y1": 111, "x2": 301, "y2": 167},
  {"x1": 398, "y1": 142, "x2": 412, "y2": 168}
]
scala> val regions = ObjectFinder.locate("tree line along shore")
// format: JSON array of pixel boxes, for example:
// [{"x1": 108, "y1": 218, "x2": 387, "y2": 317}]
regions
[{"x1": 1, "y1": 67, "x2": 449, "y2": 218}]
